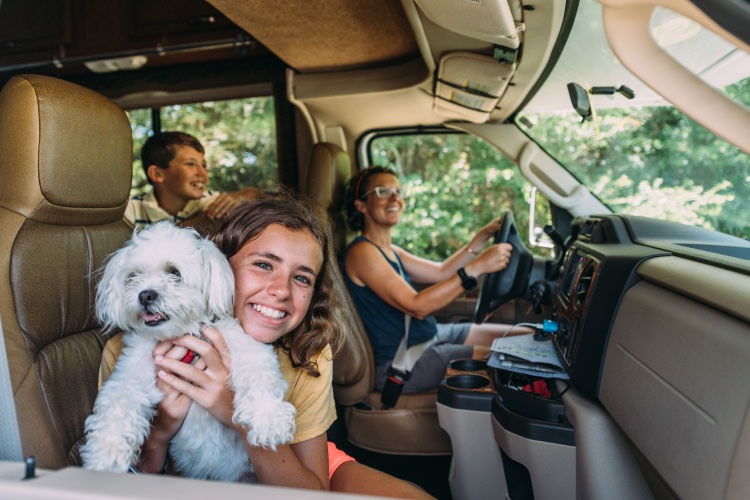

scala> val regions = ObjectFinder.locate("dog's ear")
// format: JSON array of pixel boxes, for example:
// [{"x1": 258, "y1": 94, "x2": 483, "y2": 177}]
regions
[
  {"x1": 199, "y1": 238, "x2": 235, "y2": 318},
  {"x1": 95, "y1": 245, "x2": 129, "y2": 330}
]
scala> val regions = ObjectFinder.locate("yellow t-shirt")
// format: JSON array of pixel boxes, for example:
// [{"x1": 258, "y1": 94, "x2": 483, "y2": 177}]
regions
[{"x1": 98, "y1": 333, "x2": 335, "y2": 445}]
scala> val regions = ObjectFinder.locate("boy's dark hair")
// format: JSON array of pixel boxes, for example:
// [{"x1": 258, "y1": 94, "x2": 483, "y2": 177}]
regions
[
  {"x1": 211, "y1": 195, "x2": 343, "y2": 376},
  {"x1": 343, "y1": 166, "x2": 397, "y2": 232},
  {"x1": 141, "y1": 131, "x2": 205, "y2": 185}
]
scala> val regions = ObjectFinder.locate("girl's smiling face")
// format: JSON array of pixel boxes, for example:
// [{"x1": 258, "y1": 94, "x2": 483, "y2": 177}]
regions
[{"x1": 229, "y1": 224, "x2": 323, "y2": 344}]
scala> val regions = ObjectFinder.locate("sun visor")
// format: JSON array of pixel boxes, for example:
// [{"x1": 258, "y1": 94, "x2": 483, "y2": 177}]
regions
[
  {"x1": 434, "y1": 52, "x2": 515, "y2": 123},
  {"x1": 415, "y1": 0, "x2": 522, "y2": 48}
]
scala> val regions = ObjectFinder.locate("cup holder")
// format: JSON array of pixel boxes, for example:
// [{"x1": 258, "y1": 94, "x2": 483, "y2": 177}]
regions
[
  {"x1": 446, "y1": 374, "x2": 490, "y2": 390},
  {"x1": 449, "y1": 359, "x2": 487, "y2": 372}
]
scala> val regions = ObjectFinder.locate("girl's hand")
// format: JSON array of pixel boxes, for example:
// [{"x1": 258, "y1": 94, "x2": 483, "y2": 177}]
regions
[
  {"x1": 466, "y1": 242, "x2": 513, "y2": 276},
  {"x1": 137, "y1": 339, "x2": 206, "y2": 474},
  {"x1": 149, "y1": 340, "x2": 205, "y2": 442},
  {"x1": 152, "y1": 327, "x2": 239, "y2": 431}
]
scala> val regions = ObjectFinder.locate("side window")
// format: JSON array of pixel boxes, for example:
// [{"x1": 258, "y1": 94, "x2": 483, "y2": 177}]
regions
[
  {"x1": 369, "y1": 133, "x2": 552, "y2": 260},
  {"x1": 125, "y1": 97, "x2": 278, "y2": 198}
]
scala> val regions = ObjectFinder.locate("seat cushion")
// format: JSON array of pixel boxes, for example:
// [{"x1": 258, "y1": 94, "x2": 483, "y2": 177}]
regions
[{"x1": 344, "y1": 391, "x2": 452, "y2": 455}]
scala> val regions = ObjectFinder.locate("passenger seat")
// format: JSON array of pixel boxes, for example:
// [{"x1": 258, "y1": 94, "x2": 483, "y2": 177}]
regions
[
  {"x1": 0, "y1": 75, "x2": 133, "y2": 468},
  {"x1": 304, "y1": 142, "x2": 451, "y2": 455}
]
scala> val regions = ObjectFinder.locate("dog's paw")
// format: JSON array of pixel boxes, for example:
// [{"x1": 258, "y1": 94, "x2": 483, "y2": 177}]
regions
[
  {"x1": 241, "y1": 400, "x2": 296, "y2": 450},
  {"x1": 80, "y1": 436, "x2": 137, "y2": 473}
]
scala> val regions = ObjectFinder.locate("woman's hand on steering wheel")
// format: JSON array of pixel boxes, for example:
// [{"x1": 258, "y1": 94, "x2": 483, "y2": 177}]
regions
[
  {"x1": 477, "y1": 216, "x2": 503, "y2": 239},
  {"x1": 466, "y1": 242, "x2": 513, "y2": 276},
  {"x1": 470, "y1": 217, "x2": 504, "y2": 251}
]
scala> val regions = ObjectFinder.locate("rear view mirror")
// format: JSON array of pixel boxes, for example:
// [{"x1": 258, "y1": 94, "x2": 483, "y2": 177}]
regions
[{"x1": 567, "y1": 82, "x2": 592, "y2": 122}]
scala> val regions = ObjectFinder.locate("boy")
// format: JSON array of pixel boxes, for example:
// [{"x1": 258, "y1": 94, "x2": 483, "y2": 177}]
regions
[{"x1": 125, "y1": 131, "x2": 261, "y2": 230}]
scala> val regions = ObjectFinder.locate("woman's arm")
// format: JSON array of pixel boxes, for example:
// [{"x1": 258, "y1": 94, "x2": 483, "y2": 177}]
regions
[
  {"x1": 153, "y1": 328, "x2": 329, "y2": 489},
  {"x1": 395, "y1": 216, "x2": 503, "y2": 284},
  {"x1": 346, "y1": 239, "x2": 512, "y2": 320}
]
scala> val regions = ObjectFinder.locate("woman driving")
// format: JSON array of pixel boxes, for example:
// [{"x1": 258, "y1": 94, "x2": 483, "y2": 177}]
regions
[{"x1": 342, "y1": 166, "x2": 531, "y2": 394}]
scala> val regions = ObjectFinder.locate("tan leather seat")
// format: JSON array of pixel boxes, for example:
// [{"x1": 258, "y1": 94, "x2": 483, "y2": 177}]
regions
[
  {"x1": 304, "y1": 142, "x2": 451, "y2": 455},
  {"x1": 0, "y1": 75, "x2": 134, "y2": 469}
]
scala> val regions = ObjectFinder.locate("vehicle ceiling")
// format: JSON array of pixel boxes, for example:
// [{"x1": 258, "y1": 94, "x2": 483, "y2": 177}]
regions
[
  {"x1": 0, "y1": 0, "x2": 424, "y2": 101},
  {"x1": 0, "y1": 0, "x2": 547, "y2": 121},
  {"x1": 1, "y1": 1, "x2": 746, "y2": 152}
]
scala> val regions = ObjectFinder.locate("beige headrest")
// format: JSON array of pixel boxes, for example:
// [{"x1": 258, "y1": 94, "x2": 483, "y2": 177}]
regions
[
  {"x1": 305, "y1": 142, "x2": 351, "y2": 212},
  {"x1": 0, "y1": 75, "x2": 132, "y2": 226}
]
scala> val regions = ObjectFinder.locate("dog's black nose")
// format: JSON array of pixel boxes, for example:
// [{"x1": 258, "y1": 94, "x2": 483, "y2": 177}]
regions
[{"x1": 138, "y1": 289, "x2": 158, "y2": 305}]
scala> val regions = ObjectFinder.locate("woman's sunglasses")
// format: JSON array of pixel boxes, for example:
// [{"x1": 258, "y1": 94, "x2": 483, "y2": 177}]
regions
[{"x1": 360, "y1": 186, "x2": 404, "y2": 199}]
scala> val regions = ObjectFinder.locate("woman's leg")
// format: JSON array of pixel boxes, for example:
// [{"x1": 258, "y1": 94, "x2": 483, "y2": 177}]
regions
[{"x1": 330, "y1": 460, "x2": 435, "y2": 499}]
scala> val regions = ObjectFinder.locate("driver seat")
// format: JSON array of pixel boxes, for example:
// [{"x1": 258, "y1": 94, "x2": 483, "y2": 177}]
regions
[{"x1": 303, "y1": 142, "x2": 451, "y2": 455}]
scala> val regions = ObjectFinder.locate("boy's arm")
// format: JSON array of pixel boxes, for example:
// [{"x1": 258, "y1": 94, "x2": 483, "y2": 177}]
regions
[{"x1": 204, "y1": 187, "x2": 262, "y2": 219}]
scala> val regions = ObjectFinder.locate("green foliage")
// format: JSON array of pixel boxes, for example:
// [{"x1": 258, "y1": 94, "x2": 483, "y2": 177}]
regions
[
  {"x1": 125, "y1": 97, "x2": 278, "y2": 198},
  {"x1": 519, "y1": 78, "x2": 750, "y2": 239},
  {"x1": 371, "y1": 134, "x2": 552, "y2": 261}
]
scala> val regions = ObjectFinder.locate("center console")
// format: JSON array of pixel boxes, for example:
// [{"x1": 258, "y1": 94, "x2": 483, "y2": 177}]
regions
[
  {"x1": 436, "y1": 359, "x2": 506, "y2": 500},
  {"x1": 437, "y1": 215, "x2": 668, "y2": 500}
]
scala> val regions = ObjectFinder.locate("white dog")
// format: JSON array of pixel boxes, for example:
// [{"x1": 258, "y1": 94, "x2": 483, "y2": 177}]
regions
[{"x1": 80, "y1": 222, "x2": 296, "y2": 481}]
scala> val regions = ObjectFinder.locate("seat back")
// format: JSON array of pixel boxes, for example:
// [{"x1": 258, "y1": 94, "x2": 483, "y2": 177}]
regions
[
  {"x1": 304, "y1": 142, "x2": 351, "y2": 254},
  {"x1": 303, "y1": 143, "x2": 375, "y2": 404},
  {"x1": 0, "y1": 75, "x2": 134, "y2": 468},
  {"x1": 303, "y1": 143, "x2": 451, "y2": 455}
]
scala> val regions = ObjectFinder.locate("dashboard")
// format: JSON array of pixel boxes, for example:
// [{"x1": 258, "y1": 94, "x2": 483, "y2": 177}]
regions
[
  {"x1": 551, "y1": 215, "x2": 664, "y2": 397},
  {"x1": 519, "y1": 213, "x2": 750, "y2": 499},
  {"x1": 550, "y1": 214, "x2": 749, "y2": 398}
]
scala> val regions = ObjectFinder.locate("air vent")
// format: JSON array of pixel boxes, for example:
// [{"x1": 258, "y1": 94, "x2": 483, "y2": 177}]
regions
[
  {"x1": 574, "y1": 260, "x2": 597, "y2": 309},
  {"x1": 579, "y1": 219, "x2": 599, "y2": 239}
]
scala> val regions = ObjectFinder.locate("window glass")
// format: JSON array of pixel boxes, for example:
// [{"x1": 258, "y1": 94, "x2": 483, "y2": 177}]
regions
[
  {"x1": 370, "y1": 133, "x2": 552, "y2": 261},
  {"x1": 516, "y1": 0, "x2": 750, "y2": 239},
  {"x1": 650, "y1": 7, "x2": 750, "y2": 105},
  {"x1": 125, "y1": 97, "x2": 278, "y2": 198}
]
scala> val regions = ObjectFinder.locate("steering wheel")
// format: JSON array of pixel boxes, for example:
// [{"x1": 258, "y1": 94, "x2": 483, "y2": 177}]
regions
[{"x1": 474, "y1": 210, "x2": 534, "y2": 323}]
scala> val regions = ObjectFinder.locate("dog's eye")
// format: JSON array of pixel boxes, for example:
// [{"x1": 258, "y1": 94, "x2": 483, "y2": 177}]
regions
[
  {"x1": 127, "y1": 272, "x2": 137, "y2": 281},
  {"x1": 167, "y1": 266, "x2": 181, "y2": 280}
]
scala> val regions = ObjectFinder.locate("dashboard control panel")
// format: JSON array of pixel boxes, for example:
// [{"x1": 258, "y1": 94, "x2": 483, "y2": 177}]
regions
[{"x1": 550, "y1": 216, "x2": 663, "y2": 397}]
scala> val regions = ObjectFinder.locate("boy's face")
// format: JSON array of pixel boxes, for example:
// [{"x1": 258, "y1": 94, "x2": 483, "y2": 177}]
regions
[
  {"x1": 153, "y1": 145, "x2": 208, "y2": 202},
  {"x1": 229, "y1": 224, "x2": 323, "y2": 344}
]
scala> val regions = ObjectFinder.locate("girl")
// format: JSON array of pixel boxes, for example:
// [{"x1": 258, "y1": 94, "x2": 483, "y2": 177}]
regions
[
  {"x1": 342, "y1": 166, "x2": 531, "y2": 394},
  {"x1": 99, "y1": 196, "x2": 433, "y2": 498}
]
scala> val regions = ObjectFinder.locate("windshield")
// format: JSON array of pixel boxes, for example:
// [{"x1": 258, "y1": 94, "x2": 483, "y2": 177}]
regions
[{"x1": 517, "y1": 0, "x2": 750, "y2": 239}]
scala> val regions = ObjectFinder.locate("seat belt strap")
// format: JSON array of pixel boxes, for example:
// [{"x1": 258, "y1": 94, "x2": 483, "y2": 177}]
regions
[
  {"x1": 391, "y1": 315, "x2": 438, "y2": 374},
  {"x1": 381, "y1": 254, "x2": 437, "y2": 408}
]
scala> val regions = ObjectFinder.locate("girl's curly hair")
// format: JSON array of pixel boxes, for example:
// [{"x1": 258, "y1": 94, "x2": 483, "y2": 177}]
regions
[
  {"x1": 343, "y1": 166, "x2": 397, "y2": 232},
  {"x1": 211, "y1": 194, "x2": 343, "y2": 377}
]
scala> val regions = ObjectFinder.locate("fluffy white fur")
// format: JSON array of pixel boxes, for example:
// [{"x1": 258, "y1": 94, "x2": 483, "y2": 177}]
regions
[{"x1": 80, "y1": 222, "x2": 296, "y2": 482}]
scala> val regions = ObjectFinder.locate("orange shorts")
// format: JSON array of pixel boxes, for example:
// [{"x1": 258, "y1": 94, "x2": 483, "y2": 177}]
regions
[{"x1": 327, "y1": 441, "x2": 356, "y2": 479}]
